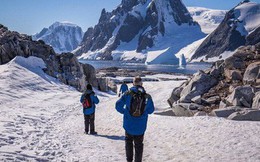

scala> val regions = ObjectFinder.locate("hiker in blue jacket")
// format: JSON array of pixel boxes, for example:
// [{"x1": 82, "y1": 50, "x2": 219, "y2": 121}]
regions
[
  {"x1": 80, "y1": 84, "x2": 99, "y2": 135},
  {"x1": 119, "y1": 81, "x2": 128, "y2": 97},
  {"x1": 116, "y1": 76, "x2": 154, "y2": 162}
]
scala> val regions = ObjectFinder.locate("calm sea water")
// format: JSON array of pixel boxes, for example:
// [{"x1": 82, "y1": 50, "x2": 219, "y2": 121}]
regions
[{"x1": 79, "y1": 60, "x2": 211, "y2": 75}]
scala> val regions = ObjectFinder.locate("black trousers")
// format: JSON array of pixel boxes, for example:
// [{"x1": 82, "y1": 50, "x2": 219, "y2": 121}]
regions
[
  {"x1": 84, "y1": 113, "x2": 95, "y2": 133},
  {"x1": 125, "y1": 132, "x2": 144, "y2": 162}
]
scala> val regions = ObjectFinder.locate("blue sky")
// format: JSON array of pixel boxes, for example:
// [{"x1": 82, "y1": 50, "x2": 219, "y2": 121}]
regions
[{"x1": 0, "y1": 0, "x2": 259, "y2": 35}]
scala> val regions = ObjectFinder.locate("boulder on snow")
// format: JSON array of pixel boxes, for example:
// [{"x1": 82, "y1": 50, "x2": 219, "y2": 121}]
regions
[
  {"x1": 243, "y1": 61, "x2": 260, "y2": 85},
  {"x1": 154, "y1": 109, "x2": 176, "y2": 116},
  {"x1": 167, "y1": 86, "x2": 184, "y2": 107},
  {"x1": 180, "y1": 71, "x2": 218, "y2": 103},
  {"x1": 172, "y1": 103, "x2": 203, "y2": 117},
  {"x1": 211, "y1": 107, "x2": 242, "y2": 118},
  {"x1": 228, "y1": 110, "x2": 260, "y2": 121},
  {"x1": 226, "y1": 85, "x2": 255, "y2": 108},
  {"x1": 252, "y1": 92, "x2": 260, "y2": 109}
]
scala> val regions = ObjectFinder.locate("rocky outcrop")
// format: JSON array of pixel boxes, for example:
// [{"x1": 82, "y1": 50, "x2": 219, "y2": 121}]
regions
[
  {"x1": 179, "y1": 71, "x2": 218, "y2": 103},
  {"x1": 56, "y1": 53, "x2": 86, "y2": 91},
  {"x1": 81, "y1": 63, "x2": 98, "y2": 88},
  {"x1": 0, "y1": 24, "x2": 87, "y2": 91},
  {"x1": 169, "y1": 43, "x2": 260, "y2": 120},
  {"x1": 96, "y1": 77, "x2": 117, "y2": 93}
]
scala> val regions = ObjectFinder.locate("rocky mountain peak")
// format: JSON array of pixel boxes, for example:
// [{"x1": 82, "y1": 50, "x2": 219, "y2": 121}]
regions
[
  {"x1": 75, "y1": 0, "x2": 204, "y2": 64},
  {"x1": 33, "y1": 22, "x2": 83, "y2": 54},
  {"x1": 122, "y1": 0, "x2": 138, "y2": 9}
]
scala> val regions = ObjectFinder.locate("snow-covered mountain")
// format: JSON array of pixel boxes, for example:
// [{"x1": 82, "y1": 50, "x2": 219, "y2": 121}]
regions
[
  {"x1": 187, "y1": 7, "x2": 227, "y2": 34},
  {"x1": 33, "y1": 22, "x2": 84, "y2": 53},
  {"x1": 174, "y1": 7, "x2": 226, "y2": 61},
  {"x1": 74, "y1": 0, "x2": 205, "y2": 64},
  {"x1": 191, "y1": 1, "x2": 260, "y2": 62}
]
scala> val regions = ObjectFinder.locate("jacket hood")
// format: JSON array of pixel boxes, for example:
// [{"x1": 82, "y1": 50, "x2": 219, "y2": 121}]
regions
[
  {"x1": 85, "y1": 90, "x2": 94, "y2": 94},
  {"x1": 130, "y1": 86, "x2": 146, "y2": 93}
]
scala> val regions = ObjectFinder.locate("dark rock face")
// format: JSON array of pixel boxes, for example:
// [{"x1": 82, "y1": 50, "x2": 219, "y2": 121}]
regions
[
  {"x1": 0, "y1": 24, "x2": 86, "y2": 91},
  {"x1": 74, "y1": 0, "x2": 197, "y2": 60},
  {"x1": 246, "y1": 27, "x2": 260, "y2": 45},
  {"x1": 191, "y1": 9, "x2": 246, "y2": 60}
]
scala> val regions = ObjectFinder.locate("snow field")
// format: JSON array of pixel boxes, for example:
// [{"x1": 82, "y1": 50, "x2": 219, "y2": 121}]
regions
[{"x1": 0, "y1": 56, "x2": 260, "y2": 161}]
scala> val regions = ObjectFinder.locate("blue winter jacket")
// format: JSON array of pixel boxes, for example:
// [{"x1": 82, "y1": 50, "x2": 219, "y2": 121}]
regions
[
  {"x1": 116, "y1": 86, "x2": 154, "y2": 135},
  {"x1": 119, "y1": 83, "x2": 128, "y2": 94},
  {"x1": 80, "y1": 90, "x2": 99, "y2": 115}
]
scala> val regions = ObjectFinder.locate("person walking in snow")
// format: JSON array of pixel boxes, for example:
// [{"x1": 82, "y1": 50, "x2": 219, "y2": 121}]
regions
[
  {"x1": 119, "y1": 81, "x2": 129, "y2": 97},
  {"x1": 80, "y1": 84, "x2": 99, "y2": 135},
  {"x1": 116, "y1": 76, "x2": 154, "y2": 162}
]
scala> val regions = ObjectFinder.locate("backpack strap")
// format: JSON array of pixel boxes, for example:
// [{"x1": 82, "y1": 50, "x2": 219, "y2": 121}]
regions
[
  {"x1": 144, "y1": 93, "x2": 151, "y2": 99},
  {"x1": 84, "y1": 91, "x2": 94, "y2": 97},
  {"x1": 125, "y1": 90, "x2": 151, "y2": 98}
]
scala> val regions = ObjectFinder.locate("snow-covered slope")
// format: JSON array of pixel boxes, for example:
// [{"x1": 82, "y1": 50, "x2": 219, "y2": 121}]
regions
[
  {"x1": 33, "y1": 22, "x2": 83, "y2": 53},
  {"x1": 188, "y1": 7, "x2": 227, "y2": 34},
  {"x1": 234, "y1": 1, "x2": 260, "y2": 36},
  {"x1": 191, "y1": 1, "x2": 260, "y2": 62},
  {"x1": 1, "y1": 56, "x2": 260, "y2": 161},
  {"x1": 75, "y1": 0, "x2": 205, "y2": 64},
  {"x1": 174, "y1": 7, "x2": 226, "y2": 61}
]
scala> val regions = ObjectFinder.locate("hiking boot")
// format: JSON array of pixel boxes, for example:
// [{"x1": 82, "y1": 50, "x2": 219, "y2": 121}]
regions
[{"x1": 90, "y1": 131, "x2": 97, "y2": 135}]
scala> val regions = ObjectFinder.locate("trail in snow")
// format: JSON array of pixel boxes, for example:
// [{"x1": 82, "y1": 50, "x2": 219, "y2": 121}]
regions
[{"x1": 1, "y1": 57, "x2": 260, "y2": 161}]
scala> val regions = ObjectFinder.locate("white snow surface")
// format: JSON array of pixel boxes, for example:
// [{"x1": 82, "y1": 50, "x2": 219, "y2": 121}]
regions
[
  {"x1": 176, "y1": 37, "x2": 207, "y2": 61},
  {"x1": 234, "y1": 2, "x2": 260, "y2": 36},
  {"x1": 188, "y1": 7, "x2": 227, "y2": 34},
  {"x1": 1, "y1": 56, "x2": 260, "y2": 161}
]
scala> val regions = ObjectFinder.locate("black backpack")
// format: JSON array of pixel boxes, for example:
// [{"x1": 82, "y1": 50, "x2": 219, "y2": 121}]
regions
[
  {"x1": 128, "y1": 91, "x2": 148, "y2": 117},
  {"x1": 83, "y1": 93, "x2": 92, "y2": 109}
]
